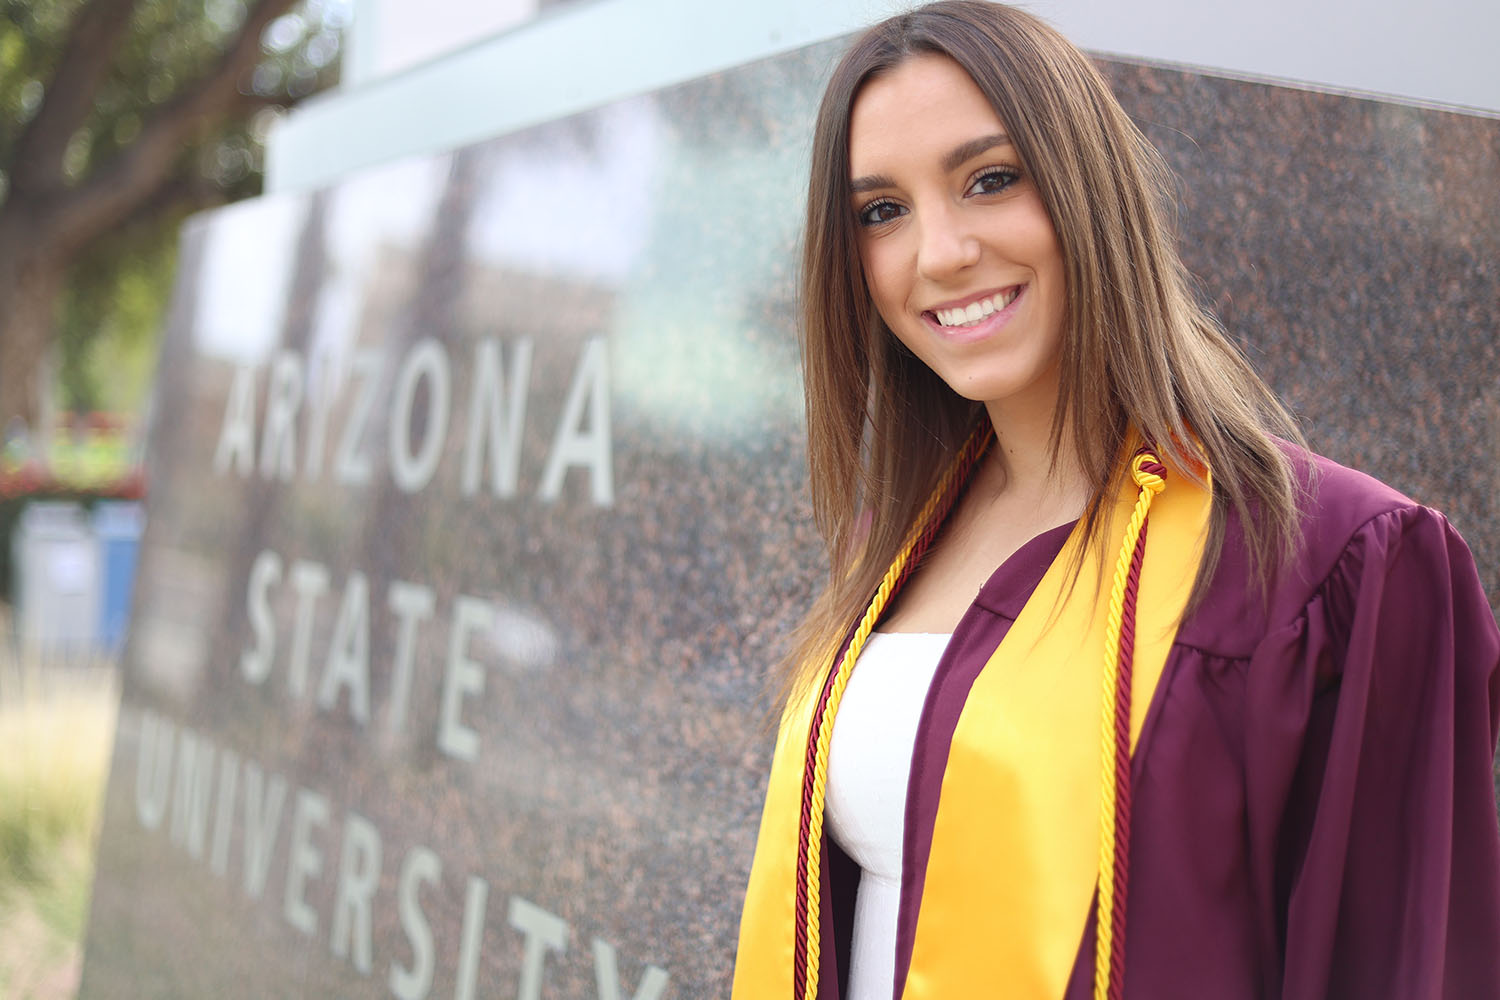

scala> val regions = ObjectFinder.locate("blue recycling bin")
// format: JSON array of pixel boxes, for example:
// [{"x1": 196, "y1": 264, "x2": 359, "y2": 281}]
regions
[{"x1": 94, "y1": 500, "x2": 143, "y2": 652}]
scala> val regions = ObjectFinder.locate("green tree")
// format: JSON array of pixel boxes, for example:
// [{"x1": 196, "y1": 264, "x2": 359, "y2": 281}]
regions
[{"x1": 0, "y1": 0, "x2": 343, "y2": 426}]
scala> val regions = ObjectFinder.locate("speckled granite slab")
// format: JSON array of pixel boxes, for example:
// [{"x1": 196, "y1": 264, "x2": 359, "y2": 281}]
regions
[{"x1": 81, "y1": 35, "x2": 1498, "y2": 999}]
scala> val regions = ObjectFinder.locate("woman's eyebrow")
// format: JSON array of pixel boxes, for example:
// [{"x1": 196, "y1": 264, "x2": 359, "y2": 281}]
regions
[
  {"x1": 943, "y1": 133, "x2": 1011, "y2": 171},
  {"x1": 850, "y1": 134, "x2": 1014, "y2": 193},
  {"x1": 851, "y1": 173, "x2": 895, "y2": 194}
]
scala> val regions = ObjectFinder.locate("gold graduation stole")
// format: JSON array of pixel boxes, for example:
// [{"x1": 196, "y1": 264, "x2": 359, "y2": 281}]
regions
[{"x1": 732, "y1": 428, "x2": 1211, "y2": 1000}]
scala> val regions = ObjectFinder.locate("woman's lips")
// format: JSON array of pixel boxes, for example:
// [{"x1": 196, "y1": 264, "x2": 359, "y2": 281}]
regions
[
  {"x1": 930, "y1": 286, "x2": 1022, "y2": 328},
  {"x1": 922, "y1": 285, "x2": 1025, "y2": 339}
]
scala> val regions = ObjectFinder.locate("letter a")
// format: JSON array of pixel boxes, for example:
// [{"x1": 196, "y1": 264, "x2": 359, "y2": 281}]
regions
[
  {"x1": 213, "y1": 365, "x2": 257, "y2": 477},
  {"x1": 538, "y1": 337, "x2": 614, "y2": 507}
]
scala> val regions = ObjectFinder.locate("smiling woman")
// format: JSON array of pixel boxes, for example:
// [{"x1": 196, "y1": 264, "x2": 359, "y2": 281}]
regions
[
  {"x1": 850, "y1": 55, "x2": 1067, "y2": 428},
  {"x1": 731, "y1": 3, "x2": 1500, "y2": 1000}
]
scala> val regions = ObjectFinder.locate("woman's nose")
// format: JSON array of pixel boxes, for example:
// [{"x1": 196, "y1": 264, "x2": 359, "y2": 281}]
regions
[{"x1": 915, "y1": 204, "x2": 980, "y2": 280}]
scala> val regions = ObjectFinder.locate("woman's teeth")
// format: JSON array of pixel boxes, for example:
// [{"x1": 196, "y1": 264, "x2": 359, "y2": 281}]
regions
[{"x1": 934, "y1": 288, "x2": 1020, "y2": 328}]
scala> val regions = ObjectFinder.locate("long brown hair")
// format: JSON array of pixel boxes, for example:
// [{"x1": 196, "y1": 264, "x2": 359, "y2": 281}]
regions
[{"x1": 785, "y1": 1, "x2": 1303, "y2": 699}]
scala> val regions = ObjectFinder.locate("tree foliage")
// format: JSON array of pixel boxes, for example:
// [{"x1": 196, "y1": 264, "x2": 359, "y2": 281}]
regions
[{"x1": 0, "y1": 0, "x2": 345, "y2": 423}]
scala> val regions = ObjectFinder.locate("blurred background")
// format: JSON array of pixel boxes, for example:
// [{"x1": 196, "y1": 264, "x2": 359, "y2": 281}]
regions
[
  {"x1": 2, "y1": 3, "x2": 736, "y2": 991},
  {"x1": 3, "y1": 1, "x2": 633, "y2": 986},
  {"x1": 0, "y1": 2, "x2": 343, "y2": 993}
]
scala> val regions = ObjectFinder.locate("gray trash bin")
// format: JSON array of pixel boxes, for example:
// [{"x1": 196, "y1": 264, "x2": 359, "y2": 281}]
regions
[{"x1": 13, "y1": 501, "x2": 100, "y2": 659}]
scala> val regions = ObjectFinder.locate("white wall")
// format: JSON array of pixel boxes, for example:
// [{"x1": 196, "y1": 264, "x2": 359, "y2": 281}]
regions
[
  {"x1": 267, "y1": 0, "x2": 1500, "y2": 193},
  {"x1": 343, "y1": 0, "x2": 541, "y2": 85},
  {"x1": 1042, "y1": 0, "x2": 1500, "y2": 114}
]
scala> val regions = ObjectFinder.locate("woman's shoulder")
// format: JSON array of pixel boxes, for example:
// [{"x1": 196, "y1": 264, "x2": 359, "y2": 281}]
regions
[
  {"x1": 1177, "y1": 443, "x2": 1481, "y2": 657},
  {"x1": 1290, "y1": 444, "x2": 1425, "y2": 550}
]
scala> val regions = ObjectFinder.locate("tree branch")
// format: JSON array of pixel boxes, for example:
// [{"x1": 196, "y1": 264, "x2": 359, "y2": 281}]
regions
[
  {"x1": 119, "y1": 164, "x2": 232, "y2": 235},
  {"x1": 224, "y1": 89, "x2": 307, "y2": 122},
  {"x1": 8, "y1": 0, "x2": 141, "y2": 195},
  {"x1": 46, "y1": 0, "x2": 300, "y2": 254}
]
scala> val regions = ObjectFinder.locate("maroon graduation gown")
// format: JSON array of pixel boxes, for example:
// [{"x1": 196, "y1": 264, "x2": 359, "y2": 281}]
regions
[{"x1": 818, "y1": 450, "x2": 1500, "y2": 999}]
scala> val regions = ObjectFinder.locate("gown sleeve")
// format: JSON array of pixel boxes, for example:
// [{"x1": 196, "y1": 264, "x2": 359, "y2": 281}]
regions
[{"x1": 1244, "y1": 503, "x2": 1500, "y2": 1000}]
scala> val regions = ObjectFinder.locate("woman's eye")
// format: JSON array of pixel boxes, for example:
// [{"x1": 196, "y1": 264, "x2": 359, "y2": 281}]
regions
[
  {"x1": 857, "y1": 199, "x2": 905, "y2": 227},
  {"x1": 967, "y1": 168, "x2": 1020, "y2": 196}
]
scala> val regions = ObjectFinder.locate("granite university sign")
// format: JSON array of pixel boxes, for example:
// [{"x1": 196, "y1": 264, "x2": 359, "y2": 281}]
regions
[{"x1": 81, "y1": 33, "x2": 1499, "y2": 1000}]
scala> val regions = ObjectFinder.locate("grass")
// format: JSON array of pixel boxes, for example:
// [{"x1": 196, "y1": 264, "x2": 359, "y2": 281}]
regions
[{"x1": 0, "y1": 647, "x2": 118, "y2": 1000}]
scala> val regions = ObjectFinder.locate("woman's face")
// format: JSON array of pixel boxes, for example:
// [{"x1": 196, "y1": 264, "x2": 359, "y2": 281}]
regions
[{"x1": 848, "y1": 54, "x2": 1066, "y2": 421}]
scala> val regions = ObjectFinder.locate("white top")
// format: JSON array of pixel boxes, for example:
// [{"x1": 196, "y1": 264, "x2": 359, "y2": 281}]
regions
[{"x1": 825, "y1": 631, "x2": 952, "y2": 1000}]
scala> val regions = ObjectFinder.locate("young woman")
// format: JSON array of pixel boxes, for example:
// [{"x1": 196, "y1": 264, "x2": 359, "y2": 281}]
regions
[{"x1": 732, "y1": 4, "x2": 1500, "y2": 999}]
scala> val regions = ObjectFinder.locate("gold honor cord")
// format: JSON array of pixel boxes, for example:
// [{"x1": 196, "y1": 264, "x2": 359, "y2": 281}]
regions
[
  {"x1": 795, "y1": 423, "x2": 994, "y2": 1000},
  {"x1": 1094, "y1": 453, "x2": 1166, "y2": 1000}
]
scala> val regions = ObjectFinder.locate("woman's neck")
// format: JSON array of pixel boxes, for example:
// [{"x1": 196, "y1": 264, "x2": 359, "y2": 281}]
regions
[{"x1": 982, "y1": 398, "x2": 1089, "y2": 521}]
